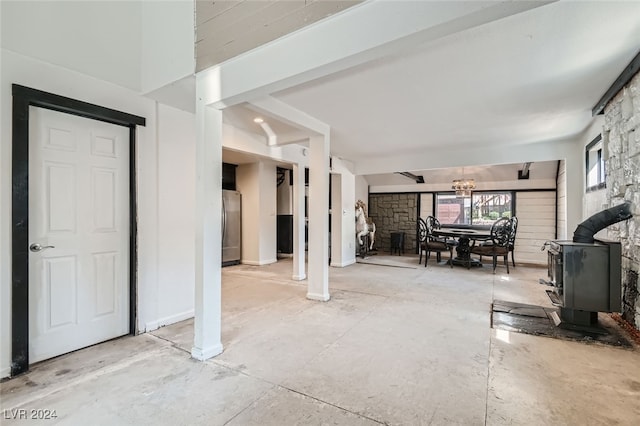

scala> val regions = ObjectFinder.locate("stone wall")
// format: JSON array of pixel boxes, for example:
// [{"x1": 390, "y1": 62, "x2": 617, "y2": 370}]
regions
[
  {"x1": 368, "y1": 194, "x2": 418, "y2": 254},
  {"x1": 603, "y1": 70, "x2": 640, "y2": 330}
]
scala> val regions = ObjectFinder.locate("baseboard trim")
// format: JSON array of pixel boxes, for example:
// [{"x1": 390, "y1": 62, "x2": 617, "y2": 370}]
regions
[
  {"x1": 191, "y1": 343, "x2": 224, "y2": 361},
  {"x1": 242, "y1": 258, "x2": 278, "y2": 266},
  {"x1": 1, "y1": 366, "x2": 10, "y2": 379},
  {"x1": 145, "y1": 309, "x2": 194, "y2": 332},
  {"x1": 330, "y1": 259, "x2": 356, "y2": 268}
]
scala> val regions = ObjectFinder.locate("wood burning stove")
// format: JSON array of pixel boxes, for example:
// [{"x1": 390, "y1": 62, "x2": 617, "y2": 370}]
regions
[
  {"x1": 540, "y1": 202, "x2": 632, "y2": 327},
  {"x1": 542, "y1": 239, "x2": 621, "y2": 326}
]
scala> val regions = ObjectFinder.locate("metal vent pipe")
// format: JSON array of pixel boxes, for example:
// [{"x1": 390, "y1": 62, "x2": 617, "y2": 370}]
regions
[{"x1": 573, "y1": 201, "x2": 633, "y2": 243}]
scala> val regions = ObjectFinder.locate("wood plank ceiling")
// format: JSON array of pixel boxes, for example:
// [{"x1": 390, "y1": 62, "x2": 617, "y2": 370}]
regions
[{"x1": 196, "y1": 0, "x2": 362, "y2": 72}]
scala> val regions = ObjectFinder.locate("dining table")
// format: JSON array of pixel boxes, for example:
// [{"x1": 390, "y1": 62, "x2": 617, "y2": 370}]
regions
[{"x1": 432, "y1": 227, "x2": 492, "y2": 267}]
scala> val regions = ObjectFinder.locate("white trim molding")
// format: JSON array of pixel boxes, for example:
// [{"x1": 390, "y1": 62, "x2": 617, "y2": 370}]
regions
[
  {"x1": 191, "y1": 344, "x2": 223, "y2": 361},
  {"x1": 330, "y1": 259, "x2": 356, "y2": 268},
  {"x1": 307, "y1": 292, "x2": 331, "y2": 302},
  {"x1": 241, "y1": 258, "x2": 278, "y2": 266},
  {"x1": 145, "y1": 309, "x2": 195, "y2": 333}
]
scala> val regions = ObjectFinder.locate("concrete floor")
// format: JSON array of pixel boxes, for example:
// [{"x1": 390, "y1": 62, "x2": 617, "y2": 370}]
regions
[{"x1": 2, "y1": 256, "x2": 640, "y2": 425}]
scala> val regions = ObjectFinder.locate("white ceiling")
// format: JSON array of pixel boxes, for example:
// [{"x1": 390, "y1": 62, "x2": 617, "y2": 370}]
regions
[
  {"x1": 272, "y1": 1, "x2": 640, "y2": 161},
  {"x1": 224, "y1": 103, "x2": 302, "y2": 136},
  {"x1": 207, "y1": 1, "x2": 640, "y2": 184},
  {"x1": 364, "y1": 161, "x2": 558, "y2": 186}
]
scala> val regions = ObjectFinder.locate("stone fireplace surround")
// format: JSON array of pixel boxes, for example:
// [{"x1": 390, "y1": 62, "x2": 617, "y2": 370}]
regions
[
  {"x1": 604, "y1": 69, "x2": 640, "y2": 330},
  {"x1": 368, "y1": 194, "x2": 418, "y2": 255}
]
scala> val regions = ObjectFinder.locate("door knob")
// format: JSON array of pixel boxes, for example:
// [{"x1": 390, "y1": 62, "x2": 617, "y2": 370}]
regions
[{"x1": 29, "y1": 243, "x2": 55, "y2": 252}]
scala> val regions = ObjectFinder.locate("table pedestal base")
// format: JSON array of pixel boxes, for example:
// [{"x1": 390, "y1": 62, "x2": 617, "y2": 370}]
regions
[
  {"x1": 450, "y1": 236, "x2": 483, "y2": 268},
  {"x1": 449, "y1": 257, "x2": 483, "y2": 268}
]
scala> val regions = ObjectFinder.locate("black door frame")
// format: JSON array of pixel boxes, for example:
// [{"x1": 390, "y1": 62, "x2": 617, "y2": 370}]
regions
[{"x1": 11, "y1": 84, "x2": 145, "y2": 376}]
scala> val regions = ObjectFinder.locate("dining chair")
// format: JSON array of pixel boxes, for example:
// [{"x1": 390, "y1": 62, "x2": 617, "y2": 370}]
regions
[
  {"x1": 418, "y1": 218, "x2": 427, "y2": 265},
  {"x1": 420, "y1": 216, "x2": 454, "y2": 268},
  {"x1": 477, "y1": 216, "x2": 518, "y2": 267},
  {"x1": 507, "y1": 216, "x2": 518, "y2": 267},
  {"x1": 470, "y1": 217, "x2": 512, "y2": 273}
]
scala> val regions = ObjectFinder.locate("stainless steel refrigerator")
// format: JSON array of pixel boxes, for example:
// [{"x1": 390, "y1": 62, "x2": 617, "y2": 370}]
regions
[{"x1": 222, "y1": 190, "x2": 241, "y2": 266}]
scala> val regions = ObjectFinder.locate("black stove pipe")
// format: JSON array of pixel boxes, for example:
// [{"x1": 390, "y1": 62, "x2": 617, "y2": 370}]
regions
[{"x1": 573, "y1": 201, "x2": 633, "y2": 243}]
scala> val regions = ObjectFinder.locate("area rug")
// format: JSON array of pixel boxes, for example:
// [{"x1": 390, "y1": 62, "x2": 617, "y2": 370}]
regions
[
  {"x1": 356, "y1": 254, "x2": 420, "y2": 269},
  {"x1": 492, "y1": 300, "x2": 632, "y2": 348}
]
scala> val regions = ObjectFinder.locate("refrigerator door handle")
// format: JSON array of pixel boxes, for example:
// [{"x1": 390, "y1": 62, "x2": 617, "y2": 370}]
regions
[{"x1": 222, "y1": 195, "x2": 227, "y2": 240}]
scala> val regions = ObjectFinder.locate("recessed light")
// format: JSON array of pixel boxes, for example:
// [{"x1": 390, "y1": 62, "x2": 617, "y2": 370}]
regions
[{"x1": 253, "y1": 117, "x2": 264, "y2": 123}]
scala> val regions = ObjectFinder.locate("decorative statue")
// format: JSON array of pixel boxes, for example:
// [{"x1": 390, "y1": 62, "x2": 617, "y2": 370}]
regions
[{"x1": 355, "y1": 199, "x2": 376, "y2": 252}]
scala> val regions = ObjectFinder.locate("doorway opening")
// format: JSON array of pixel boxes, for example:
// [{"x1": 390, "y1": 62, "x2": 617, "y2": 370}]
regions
[{"x1": 10, "y1": 85, "x2": 145, "y2": 376}]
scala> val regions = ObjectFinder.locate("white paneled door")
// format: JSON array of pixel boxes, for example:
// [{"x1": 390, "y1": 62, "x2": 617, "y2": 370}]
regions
[{"x1": 28, "y1": 107, "x2": 130, "y2": 363}]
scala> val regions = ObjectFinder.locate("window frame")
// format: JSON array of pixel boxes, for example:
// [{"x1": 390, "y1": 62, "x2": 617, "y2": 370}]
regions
[
  {"x1": 585, "y1": 134, "x2": 606, "y2": 193},
  {"x1": 434, "y1": 190, "x2": 514, "y2": 228}
]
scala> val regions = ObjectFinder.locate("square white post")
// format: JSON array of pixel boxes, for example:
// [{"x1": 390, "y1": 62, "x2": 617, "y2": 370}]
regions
[
  {"x1": 192, "y1": 90, "x2": 223, "y2": 360},
  {"x1": 307, "y1": 135, "x2": 330, "y2": 301},
  {"x1": 293, "y1": 163, "x2": 306, "y2": 280}
]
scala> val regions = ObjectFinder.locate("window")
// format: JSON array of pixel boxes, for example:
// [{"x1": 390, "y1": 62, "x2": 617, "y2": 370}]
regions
[
  {"x1": 472, "y1": 192, "x2": 512, "y2": 225},
  {"x1": 436, "y1": 194, "x2": 470, "y2": 225},
  {"x1": 586, "y1": 134, "x2": 605, "y2": 192},
  {"x1": 436, "y1": 192, "x2": 513, "y2": 226}
]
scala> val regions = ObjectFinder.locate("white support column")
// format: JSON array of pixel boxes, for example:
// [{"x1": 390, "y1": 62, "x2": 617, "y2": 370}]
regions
[
  {"x1": 192, "y1": 91, "x2": 223, "y2": 361},
  {"x1": 292, "y1": 163, "x2": 306, "y2": 280},
  {"x1": 342, "y1": 172, "x2": 357, "y2": 264},
  {"x1": 258, "y1": 161, "x2": 278, "y2": 265},
  {"x1": 236, "y1": 160, "x2": 278, "y2": 265},
  {"x1": 307, "y1": 135, "x2": 330, "y2": 301},
  {"x1": 330, "y1": 170, "x2": 356, "y2": 267},
  {"x1": 330, "y1": 174, "x2": 343, "y2": 266}
]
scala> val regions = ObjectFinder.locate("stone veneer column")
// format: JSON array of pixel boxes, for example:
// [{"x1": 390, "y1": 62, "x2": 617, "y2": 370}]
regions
[{"x1": 603, "y1": 70, "x2": 640, "y2": 330}]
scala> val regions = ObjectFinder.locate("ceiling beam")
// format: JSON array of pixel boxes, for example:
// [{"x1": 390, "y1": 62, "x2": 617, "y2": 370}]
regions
[
  {"x1": 518, "y1": 162, "x2": 532, "y2": 179},
  {"x1": 247, "y1": 96, "x2": 329, "y2": 136},
  {"x1": 592, "y1": 49, "x2": 640, "y2": 116},
  {"x1": 354, "y1": 138, "x2": 576, "y2": 176},
  {"x1": 198, "y1": 0, "x2": 555, "y2": 108},
  {"x1": 395, "y1": 172, "x2": 425, "y2": 184}
]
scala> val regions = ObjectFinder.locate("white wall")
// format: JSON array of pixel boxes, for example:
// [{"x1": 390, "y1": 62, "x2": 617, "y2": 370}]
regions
[
  {"x1": 330, "y1": 158, "x2": 356, "y2": 267},
  {"x1": 237, "y1": 164, "x2": 259, "y2": 263},
  {"x1": 236, "y1": 161, "x2": 278, "y2": 265},
  {"x1": 259, "y1": 161, "x2": 278, "y2": 264},
  {"x1": 369, "y1": 178, "x2": 556, "y2": 194},
  {"x1": 1, "y1": 1, "x2": 142, "y2": 91},
  {"x1": 151, "y1": 104, "x2": 196, "y2": 330},
  {"x1": 557, "y1": 160, "x2": 567, "y2": 240},
  {"x1": 355, "y1": 175, "x2": 368, "y2": 205},
  {"x1": 581, "y1": 116, "x2": 607, "y2": 240},
  {"x1": 0, "y1": 50, "x2": 198, "y2": 378},
  {"x1": 419, "y1": 193, "x2": 434, "y2": 219},
  {"x1": 515, "y1": 191, "x2": 556, "y2": 265},
  {"x1": 141, "y1": 0, "x2": 194, "y2": 94},
  {"x1": 2, "y1": 1, "x2": 195, "y2": 96}
]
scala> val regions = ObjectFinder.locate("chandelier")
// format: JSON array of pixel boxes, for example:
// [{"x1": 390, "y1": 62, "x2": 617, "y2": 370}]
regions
[{"x1": 452, "y1": 168, "x2": 475, "y2": 197}]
